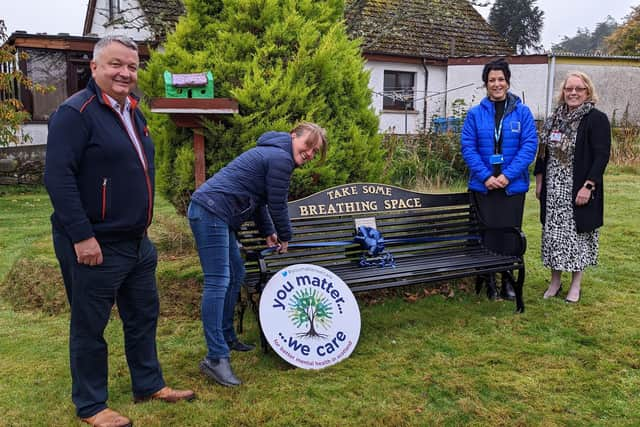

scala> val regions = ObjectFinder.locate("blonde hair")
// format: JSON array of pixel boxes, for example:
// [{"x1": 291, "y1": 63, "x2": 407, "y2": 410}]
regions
[
  {"x1": 291, "y1": 122, "x2": 328, "y2": 161},
  {"x1": 556, "y1": 71, "x2": 599, "y2": 106}
]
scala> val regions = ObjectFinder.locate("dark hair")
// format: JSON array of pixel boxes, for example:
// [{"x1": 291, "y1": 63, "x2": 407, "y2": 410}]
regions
[{"x1": 482, "y1": 58, "x2": 511, "y2": 85}]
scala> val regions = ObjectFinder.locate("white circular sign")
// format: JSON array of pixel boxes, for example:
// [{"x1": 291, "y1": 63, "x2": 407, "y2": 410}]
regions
[{"x1": 259, "y1": 264, "x2": 361, "y2": 369}]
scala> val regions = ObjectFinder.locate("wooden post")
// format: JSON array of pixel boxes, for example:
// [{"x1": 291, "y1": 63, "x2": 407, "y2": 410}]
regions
[{"x1": 194, "y1": 128, "x2": 205, "y2": 188}]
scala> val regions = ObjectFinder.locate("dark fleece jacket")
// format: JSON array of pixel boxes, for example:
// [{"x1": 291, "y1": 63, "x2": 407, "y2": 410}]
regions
[{"x1": 44, "y1": 79, "x2": 154, "y2": 243}]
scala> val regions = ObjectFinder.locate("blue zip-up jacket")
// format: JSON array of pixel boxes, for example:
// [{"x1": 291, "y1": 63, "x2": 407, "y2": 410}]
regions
[
  {"x1": 44, "y1": 79, "x2": 154, "y2": 243},
  {"x1": 191, "y1": 131, "x2": 296, "y2": 241},
  {"x1": 461, "y1": 92, "x2": 538, "y2": 195}
]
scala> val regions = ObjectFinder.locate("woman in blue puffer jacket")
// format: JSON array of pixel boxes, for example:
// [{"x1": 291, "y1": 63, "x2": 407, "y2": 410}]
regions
[{"x1": 461, "y1": 58, "x2": 538, "y2": 300}]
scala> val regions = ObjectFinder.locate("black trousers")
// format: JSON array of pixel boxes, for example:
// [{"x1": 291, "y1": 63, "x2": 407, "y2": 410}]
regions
[
  {"x1": 52, "y1": 227, "x2": 165, "y2": 418},
  {"x1": 472, "y1": 189, "x2": 525, "y2": 256}
]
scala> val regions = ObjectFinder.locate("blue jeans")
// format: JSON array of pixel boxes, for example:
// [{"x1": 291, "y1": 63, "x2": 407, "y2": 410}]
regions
[
  {"x1": 52, "y1": 227, "x2": 165, "y2": 418},
  {"x1": 188, "y1": 201, "x2": 245, "y2": 360}
]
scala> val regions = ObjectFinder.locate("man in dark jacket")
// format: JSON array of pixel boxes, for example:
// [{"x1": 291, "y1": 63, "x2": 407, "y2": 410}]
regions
[{"x1": 44, "y1": 35, "x2": 194, "y2": 427}]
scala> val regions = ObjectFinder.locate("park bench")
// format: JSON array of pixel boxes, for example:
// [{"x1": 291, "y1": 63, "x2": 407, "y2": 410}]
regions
[{"x1": 236, "y1": 183, "x2": 526, "y2": 346}]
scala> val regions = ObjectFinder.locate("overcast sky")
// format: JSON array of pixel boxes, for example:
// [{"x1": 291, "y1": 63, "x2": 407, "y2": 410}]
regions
[{"x1": 1, "y1": 0, "x2": 637, "y2": 49}]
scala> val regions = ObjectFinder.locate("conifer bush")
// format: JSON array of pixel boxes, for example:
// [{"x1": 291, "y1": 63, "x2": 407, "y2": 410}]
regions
[{"x1": 138, "y1": 0, "x2": 383, "y2": 210}]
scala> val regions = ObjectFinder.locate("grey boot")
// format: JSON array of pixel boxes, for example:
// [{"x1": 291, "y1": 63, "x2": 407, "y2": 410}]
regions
[{"x1": 199, "y1": 357, "x2": 242, "y2": 386}]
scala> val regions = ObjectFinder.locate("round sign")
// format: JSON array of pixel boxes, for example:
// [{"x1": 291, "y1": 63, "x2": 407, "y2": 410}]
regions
[{"x1": 259, "y1": 264, "x2": 361, "y2": 369}]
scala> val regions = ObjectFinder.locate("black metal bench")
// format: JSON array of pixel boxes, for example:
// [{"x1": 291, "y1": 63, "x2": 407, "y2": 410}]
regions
[{"x1": 237, "y1": 183, "x2": 526, "y2": 343}]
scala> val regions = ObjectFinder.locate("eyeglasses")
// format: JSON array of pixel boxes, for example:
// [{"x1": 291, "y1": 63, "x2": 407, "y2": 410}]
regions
[{"x1": 563, "y1": 87, "x2": 587, "y2": 93}]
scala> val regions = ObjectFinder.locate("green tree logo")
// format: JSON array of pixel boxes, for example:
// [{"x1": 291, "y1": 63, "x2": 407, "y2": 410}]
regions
[{"x1": 288, "y1": 288, "x2": 333, "y2": 339}]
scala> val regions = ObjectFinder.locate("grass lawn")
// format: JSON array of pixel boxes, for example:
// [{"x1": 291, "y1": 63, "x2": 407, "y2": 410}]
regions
[{"x1": 1, "y1": 171, "x2": 639, "y2": 426}]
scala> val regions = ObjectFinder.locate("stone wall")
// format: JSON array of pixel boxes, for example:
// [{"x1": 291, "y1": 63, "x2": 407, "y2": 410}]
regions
[{"x1": 0, "y1": 144, "x2": 46, "y2": 185}]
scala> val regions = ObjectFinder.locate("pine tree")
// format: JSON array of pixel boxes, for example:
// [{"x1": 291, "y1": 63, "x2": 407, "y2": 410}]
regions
[
  {"x1": 488, "y1": 0, "x2": 544, "y2": 54},
  {"x1": 138, "y1": 0, "x2": 383, "y2": 209}
]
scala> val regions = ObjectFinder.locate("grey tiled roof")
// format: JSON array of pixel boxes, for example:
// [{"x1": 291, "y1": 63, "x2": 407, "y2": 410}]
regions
[
  {"x1": 345, "y1": 0, "x2": 514, "y2": 58},
  {"x1": 137, "y1": 0, "x2": 185, "y2": 40},
  {"x1": 115, "y1": 0, "x2": 513, "y2": 57}
]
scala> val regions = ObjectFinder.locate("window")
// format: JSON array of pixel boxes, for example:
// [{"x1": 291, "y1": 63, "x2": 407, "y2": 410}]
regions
[
  {"x1": 20, "y1": 49, "x2": 91, "y2": 122},
  {"x1": 383, "y1": 70, "x2": 415, "y2": 110},
  {"x1": 67, "y1": 53, "x2": 92, "y2": 96},
  {"x1": 25, "y1": 50, "x2": 67, "y2": 121}
]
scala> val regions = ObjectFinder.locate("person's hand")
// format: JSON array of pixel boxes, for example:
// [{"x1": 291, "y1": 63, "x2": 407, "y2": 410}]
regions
[
  {"x1": 484, "y1": 176, "x2": 501, "y2": 190},
  {"x1": 278, "y1": 241, "x2": 289, "y2": 254},
  {"x1": 74, "y1": 237, "x2": 103, "y2": 266},
  {"x1": 496, "y1": 174, "x2": 509, "y2": 188},
  {"x1": 575, "y1": 187, "x2": 592, "y2": 206},
  {"x1": 266, "y1": 233, "x2": 279, "y2": 247}
]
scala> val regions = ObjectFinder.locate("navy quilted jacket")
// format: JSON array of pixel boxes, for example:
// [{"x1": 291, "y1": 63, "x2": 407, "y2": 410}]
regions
[{"x1": 191, "y1": 131, "x2": 296, "y2": 241}]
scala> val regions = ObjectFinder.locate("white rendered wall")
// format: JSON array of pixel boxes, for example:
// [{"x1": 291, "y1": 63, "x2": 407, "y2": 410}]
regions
[
  {"x1": 552, "y1": 62, "x2": 640, "y2": 124},
  {"x1": 447, "y1": 63, "x2": 549, "y2": 121},
  {"x1": 17, "y1": 123, "x2": 48, "y2": 147},
  {"x1": 89, "y1": 0, "x2": 153, "y2": 40}
]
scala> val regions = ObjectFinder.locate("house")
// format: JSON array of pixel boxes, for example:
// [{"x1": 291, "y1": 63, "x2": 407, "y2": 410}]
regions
[
  {"x1": 3, "y1": 0, "x2": 640, "y2": 154},
  {"x1": 0, "y1": 0, "x2": 181, "y2": 153},
  {"x1": 2, "y1": 32, "x2": 153, "y2": 148},
  {"x1": 83, "y1": 0, "x2": 183, "y2": 41},
  {"x1": 345, "y1": 0, "x2": 513, "y2": 133},
  {"x1": 82, "y1": 0, "x2": 515, "y2": 133}
]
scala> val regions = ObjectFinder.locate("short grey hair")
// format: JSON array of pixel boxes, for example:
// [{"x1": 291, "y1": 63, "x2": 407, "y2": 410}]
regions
[{"x1": 93, "y1": 35, "x2": 138, "y2": 61}]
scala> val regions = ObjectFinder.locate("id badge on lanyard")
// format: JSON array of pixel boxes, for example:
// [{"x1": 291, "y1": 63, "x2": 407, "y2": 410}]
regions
[{"x1": 550, "y1": 130, "x2": 562, "y2": 142}]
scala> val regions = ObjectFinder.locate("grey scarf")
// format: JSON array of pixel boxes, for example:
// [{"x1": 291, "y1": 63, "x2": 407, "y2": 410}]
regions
[{"x1": 539, "y1": 102, "x2": 594, "y2": 165}]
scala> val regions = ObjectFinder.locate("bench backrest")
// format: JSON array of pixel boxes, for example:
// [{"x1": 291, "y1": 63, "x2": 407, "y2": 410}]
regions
[{"x1": 238, "y1": 183, "x2": 484, "y2": 283}]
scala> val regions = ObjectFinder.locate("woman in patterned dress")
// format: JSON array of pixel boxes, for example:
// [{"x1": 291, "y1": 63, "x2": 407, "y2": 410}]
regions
[{"x1": 535, "y1": 71, "x2": 611, "y2": 303}]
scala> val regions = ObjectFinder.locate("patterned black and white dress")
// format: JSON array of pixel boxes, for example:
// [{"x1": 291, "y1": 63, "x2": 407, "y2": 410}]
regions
[{"x1": 541, "y1": 143, "x2": 599, "y2": 271}]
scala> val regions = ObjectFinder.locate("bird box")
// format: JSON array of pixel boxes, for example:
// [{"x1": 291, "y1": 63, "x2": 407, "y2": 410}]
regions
[{"x1": 163, "y1": 71, "x2": 214, "y2": 99}]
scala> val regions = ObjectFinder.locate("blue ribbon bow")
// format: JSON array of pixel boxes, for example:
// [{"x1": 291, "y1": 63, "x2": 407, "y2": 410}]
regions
[
  {"x1": 354, "y1": 225, "x2": 385, "y2": 256},
  {"x1": 354, "y1": 226, "x2": 395, "y2": 268}
]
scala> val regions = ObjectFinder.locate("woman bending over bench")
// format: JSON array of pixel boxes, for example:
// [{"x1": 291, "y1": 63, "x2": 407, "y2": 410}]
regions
[{"x1": 187, "y1": 122, "x2": 328, "y2": 387}]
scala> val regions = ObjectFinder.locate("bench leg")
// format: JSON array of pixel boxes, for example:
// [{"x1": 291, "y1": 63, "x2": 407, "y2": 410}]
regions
[
  {"x1": 512, "y1": 267, "x2": 525, "y2": 313},
  {"x1": 247, "y1": 285, "x2": 269, "y2": 354},
  {"x1": 475, "y1": 275, "x2": 485, "y2": 294},
  {"x1": 486, "y1": 274, "x2": 498, "y2": 300},
  {"x1": 236, "y1": 287, "x2": 248, "y2": 334}
]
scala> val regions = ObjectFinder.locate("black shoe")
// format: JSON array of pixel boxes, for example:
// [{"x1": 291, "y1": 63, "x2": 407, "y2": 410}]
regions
[
  {"x1": 500, "y1": 275, "x2": 516, "y2": 301},
  {"x1": 543, "y1": 284, "x2": 563, "y2": 299},
  {"x1": 199, "y1": 358, "x2": 242, "y2": 387},
  {"x1": 227, "y1": 339, "x2": 255, "y2": 352}
]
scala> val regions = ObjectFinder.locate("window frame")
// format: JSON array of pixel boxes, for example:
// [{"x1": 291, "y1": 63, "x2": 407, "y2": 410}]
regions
[{"x1": 382, "y1": 70, "x2": 416, "y2": 111}]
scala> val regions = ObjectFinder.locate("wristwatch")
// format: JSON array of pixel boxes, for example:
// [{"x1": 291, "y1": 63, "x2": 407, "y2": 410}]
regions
[{"x1": 584, "y1": 182, "x2": 595, "y2": 191}]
